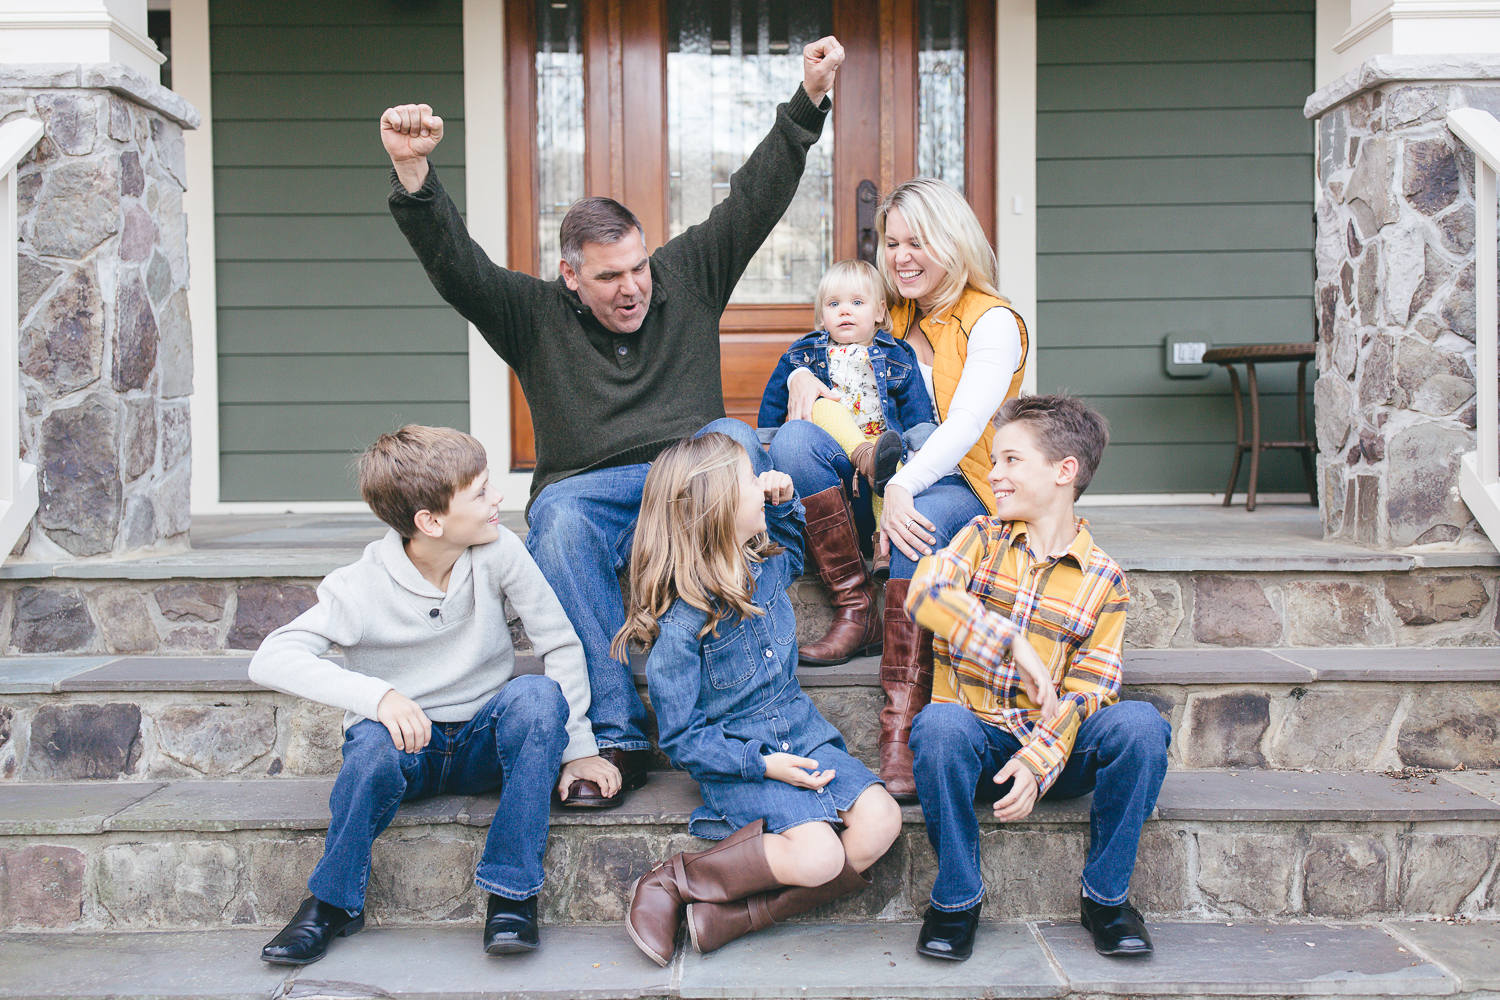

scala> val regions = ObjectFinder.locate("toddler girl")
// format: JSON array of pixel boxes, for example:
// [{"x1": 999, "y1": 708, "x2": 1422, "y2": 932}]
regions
[
  {"x1": 759, "y1": 259, "x2": 936, "y2": 531},
  {"x1": 613, "y1": 432, "x2": 901, "y2": 966}
]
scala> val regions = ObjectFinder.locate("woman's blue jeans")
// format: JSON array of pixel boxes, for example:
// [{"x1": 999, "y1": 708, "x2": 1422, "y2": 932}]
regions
[
  {"x1": 769, "y1": 420, "x2": 985, "y2": 577},
  {"x1": 525, "y1": 418, "x2": 770, "y2": 750},
  {"x1": 308, "y1": 674, "x2": 569, "y2": 911},
  {"x1": 909, "y1": 700, "x2": 1171, "y2": 911}
]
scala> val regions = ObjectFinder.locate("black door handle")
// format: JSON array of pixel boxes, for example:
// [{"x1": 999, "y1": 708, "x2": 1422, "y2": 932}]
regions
[{"x1": 856, "y1": 179, "x2": 878, "y2": 264}]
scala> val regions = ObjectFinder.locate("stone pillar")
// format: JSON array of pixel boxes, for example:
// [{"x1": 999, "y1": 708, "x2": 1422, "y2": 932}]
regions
[
  {"x1": 0, "y1": 3, "x2": 165, "y2": 83},
  {"x1": 1305, "y1": 56, "x2": 1498, "y2": 548},
  {"x1": 2, "y1": 64, "x2": 199, "y2": 558}
]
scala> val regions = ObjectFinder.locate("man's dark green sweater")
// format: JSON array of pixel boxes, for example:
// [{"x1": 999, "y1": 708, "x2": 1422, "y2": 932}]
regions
[{"x1": 389, "y1": 87, "x2": 829, "y2": 513}]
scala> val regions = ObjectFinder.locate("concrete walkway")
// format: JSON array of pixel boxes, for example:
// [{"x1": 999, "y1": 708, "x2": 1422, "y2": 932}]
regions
[{"x1": 1, "y1": 918, "x2": 1495, "y2": 999}]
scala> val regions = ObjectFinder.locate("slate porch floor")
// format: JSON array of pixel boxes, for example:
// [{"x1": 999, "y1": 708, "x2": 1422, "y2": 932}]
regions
[
  {"x1": 1, "y1": 918, "x2": 1495, "y2": 999},
  {"x1": 187, "y1": 503, "x2": 1500, "y2": 572}
]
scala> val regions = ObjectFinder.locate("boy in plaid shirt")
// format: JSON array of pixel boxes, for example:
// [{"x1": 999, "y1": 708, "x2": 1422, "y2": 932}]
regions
[{"x1": 904, "y1": 395, "x2": 1170, "y2": 961}]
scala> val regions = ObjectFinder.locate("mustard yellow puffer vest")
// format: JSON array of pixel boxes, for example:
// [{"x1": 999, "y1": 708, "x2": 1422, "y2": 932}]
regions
[{"x1": 888, "y1": 289, "x2": 1029, "y2": 515}]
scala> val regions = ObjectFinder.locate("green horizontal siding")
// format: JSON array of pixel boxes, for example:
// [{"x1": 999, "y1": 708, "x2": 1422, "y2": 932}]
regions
[
  {"x1": 211, "y1": 0, "x2": 467, "y2": 502},
  {"x1": 1039, "y1": 298, "x2": 1313, "y2": 349},
  {"x1": 214, "y1": 167, "x2": 468, "y2": 215},
  {"x1": 1037, "y1": 0, "x2": 1316, "y2": 496},
  {"x1": 220, "y1": 403, "x2": 470, "y2": 452},
  {"x1": 1038, "y1": 156, "x2": 1310, "y2": 207},
  {"x1": 214, "y1": 122, "x2": 468, "y2": 169},
  {"x1": 217, "y1": 307, "x2": 467, "y2": 355}
]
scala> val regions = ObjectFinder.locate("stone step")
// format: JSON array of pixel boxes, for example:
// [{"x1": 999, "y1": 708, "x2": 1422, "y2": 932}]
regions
[
  {"x1": 2, "y1": 768, "x2": 1498, "y2": 932},
  {"x1": 1, "y1": 918, "x2": 1495, "y2": 1000},
  {"x1": 0, "y1": 506, "x2": 1496, "y2": 657},
  {"x1": 2, "y1": 649, "x2": 1497, "y2": 782}
]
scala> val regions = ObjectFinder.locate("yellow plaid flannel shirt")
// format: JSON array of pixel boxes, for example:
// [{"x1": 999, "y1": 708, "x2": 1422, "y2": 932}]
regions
[{"x1": 906, "y1": 516, "x2": 1128, "y2": 793}]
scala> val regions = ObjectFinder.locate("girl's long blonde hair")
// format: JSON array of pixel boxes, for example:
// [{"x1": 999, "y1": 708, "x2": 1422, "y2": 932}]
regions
[
  {"x1": 876, "y1": 177, "x2": 1007, "y2": 319},
  {"x1": 609, "y1": 433, "x2": 783, "y2": 659}
]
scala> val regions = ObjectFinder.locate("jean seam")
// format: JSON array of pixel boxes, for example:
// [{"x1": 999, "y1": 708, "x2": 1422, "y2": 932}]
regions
[
  {"x1": 475, "y1": 874, "x2": 544, "y2": 901},
  {"x1": 1080, "y1": 874, "x2": 1127, "y2": 906},
  {"x1": 930, "y1": 887, "x2": 984, "y2": 912}
]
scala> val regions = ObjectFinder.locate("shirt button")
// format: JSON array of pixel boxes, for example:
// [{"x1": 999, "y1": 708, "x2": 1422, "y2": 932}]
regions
[
  {"x1": 764, "y1": 648, "x2": 774, "y2": 658},
  {"x1": 781, "y1": 742, "x2": 789, "y2": 751},
  {"x1": 429, "y1": 608, "x2": 440, "y2": 619},
  {"x1": 616, "y1": 344, "x2": 628, "y2": 356}
]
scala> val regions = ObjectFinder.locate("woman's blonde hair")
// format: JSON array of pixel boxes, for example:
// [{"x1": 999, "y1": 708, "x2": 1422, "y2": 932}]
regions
[
  {"x1": 876, "y1": 177, "x2": 1006, "y2": 319},
  {"x1": 814, "y1": 258, "x2": 888, "y2": 331},
  {"x1": 610, "y1": 433, "x2": 783, "y2": 658}
]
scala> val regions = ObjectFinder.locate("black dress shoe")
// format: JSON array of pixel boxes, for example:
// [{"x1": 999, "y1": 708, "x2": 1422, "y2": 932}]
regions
[
  {"x1": 260, "y1": 895, "x2": 364, "y2": 965},
  {"x1": 560, "y1": 747, "x2": 651, "y2": 809},
  {"x1": 915, "y1": 901, "x2": 982, "y2": 961},
  {"x1": 1080, "y1": 894, "x2": 1153, "y2": 956},
  {"x1": 484, "y1": 893, "x2": 540, "y2": 954}
]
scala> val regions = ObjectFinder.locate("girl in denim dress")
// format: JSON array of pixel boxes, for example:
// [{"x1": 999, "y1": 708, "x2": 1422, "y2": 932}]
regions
[{"x1": 612, "y1": 432, "x2": 902, "y2": 966}]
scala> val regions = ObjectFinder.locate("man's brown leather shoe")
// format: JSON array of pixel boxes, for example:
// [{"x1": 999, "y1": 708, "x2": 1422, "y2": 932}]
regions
[{"x1": 560, "y1": 747, "x2": 650, "y2": 809}]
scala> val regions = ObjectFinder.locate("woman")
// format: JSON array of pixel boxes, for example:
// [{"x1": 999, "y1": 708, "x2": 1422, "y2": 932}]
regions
[{"x1": 771, "y1": 177, "x2": 1027, "y2": 798}]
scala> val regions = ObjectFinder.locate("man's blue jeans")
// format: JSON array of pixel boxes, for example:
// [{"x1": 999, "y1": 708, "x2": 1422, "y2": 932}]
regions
[
  {"x1": 525, "y1": 418, "x2": 770, "y2": 750},
  {"x1": 308, "y1": 674, "x2": 569, "y2": 911},
  {"x1": 769, "y1": 419, "x2": 985, "y2": 578},
  {"x1": 910, "y1": 700, "x2": 1171, "y2": 911}
]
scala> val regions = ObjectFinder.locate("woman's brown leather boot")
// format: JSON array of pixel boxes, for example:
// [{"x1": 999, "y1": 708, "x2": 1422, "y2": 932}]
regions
[
  {"x1": 798, "y1": 485, "x2": 882, "y2": 665},
  {"x1": 686, "y1": 862, "x2": 873, "y2": 954},
  {"x1": 625, "y1": 819, "x2": 780, "y2": 967},
  {"x1": 878, "y1": 577, "x2": 934, "y2": 801}
]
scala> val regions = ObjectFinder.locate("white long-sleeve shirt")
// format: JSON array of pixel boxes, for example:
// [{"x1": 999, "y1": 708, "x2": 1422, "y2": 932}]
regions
[
  {"x1": 887, "y1": 305, "x2": 1023, "y2": 497},
  {"x1": 249, "y1": 527, "x2": 598, "y2": 763}
]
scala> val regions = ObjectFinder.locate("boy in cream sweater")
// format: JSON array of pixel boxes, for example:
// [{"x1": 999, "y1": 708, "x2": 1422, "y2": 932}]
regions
[{"x1": 250, "y1": 425, "x2": 618, "y2": 964}]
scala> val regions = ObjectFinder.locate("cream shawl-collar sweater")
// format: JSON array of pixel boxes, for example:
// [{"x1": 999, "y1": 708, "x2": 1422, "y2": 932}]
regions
[{"x1": 249, "y1": 527, "x2": 597, "y2": 763}]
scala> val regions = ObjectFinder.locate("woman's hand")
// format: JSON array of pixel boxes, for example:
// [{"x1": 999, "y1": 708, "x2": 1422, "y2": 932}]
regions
[
  {"x1": 786, "y1": 368, "x2": 840, "y2": 422},
  {"x1": 880, "y1": 484, "x2": 936, "y2": 562},
  {"x1": 759, "y1": 470, "x2": 795, "y2": 506},
  {"x1": 764, "y1": 752, "x2": 836, "y2": 789}
]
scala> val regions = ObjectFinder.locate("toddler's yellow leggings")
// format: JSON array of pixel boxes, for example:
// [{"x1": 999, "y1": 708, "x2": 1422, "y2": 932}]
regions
[{"x1": 810, "y1": 397, "x2": 895, "y2": 523}]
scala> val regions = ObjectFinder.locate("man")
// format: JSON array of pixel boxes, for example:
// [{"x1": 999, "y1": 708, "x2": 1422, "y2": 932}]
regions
[{"x1": 383, "y1": 37, "x2": 844, "y2": 808}]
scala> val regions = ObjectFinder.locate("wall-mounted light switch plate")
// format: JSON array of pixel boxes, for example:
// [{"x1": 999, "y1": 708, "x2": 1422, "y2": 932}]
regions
[{"x1": 1163, "y1": 332, "x2": 1213, "y2": 378}]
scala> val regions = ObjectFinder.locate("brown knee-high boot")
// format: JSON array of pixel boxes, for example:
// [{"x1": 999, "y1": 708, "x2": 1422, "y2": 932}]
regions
[
  {"x1": 625, "y1": 819, "x2": 781, "y2": 967},
  {"x1": 878, "y1": 577, "x2": 934, "y2": 801},
  {"x1": 798, "y1": 485, "x2": 881, "y2": 665},
  {"x1": 686, "y1": 862, "x2": 873, "y2": 954}
]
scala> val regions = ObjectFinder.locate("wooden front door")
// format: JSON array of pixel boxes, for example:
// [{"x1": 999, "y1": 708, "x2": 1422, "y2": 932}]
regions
[{"x1": 504, "y1": 0, "x2": 994, "y2": 470}]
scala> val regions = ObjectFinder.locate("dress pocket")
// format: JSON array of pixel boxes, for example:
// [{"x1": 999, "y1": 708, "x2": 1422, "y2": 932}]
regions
[{"x1": 704, "y1": 627, "x2": 757, "y2": 690}]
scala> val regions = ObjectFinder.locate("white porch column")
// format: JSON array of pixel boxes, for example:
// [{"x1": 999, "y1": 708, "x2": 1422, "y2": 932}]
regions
[
  {"x1": 0, "y1": 1, "x2": 164, "y2": 82},
  {"x1": 1338, "y1": 1, "x2": 1500, "y2": 72}
]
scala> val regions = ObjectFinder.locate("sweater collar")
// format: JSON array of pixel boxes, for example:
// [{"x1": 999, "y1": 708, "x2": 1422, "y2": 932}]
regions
[{"x1": 374, "y1": 529, "x2": 473, "y2": 599}]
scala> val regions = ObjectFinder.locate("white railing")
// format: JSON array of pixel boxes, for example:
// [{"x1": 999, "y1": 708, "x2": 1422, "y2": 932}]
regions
[
  {"x1": 0, "y1": 117, "x2": 42, "y2": 557},
  {"x1": 1447, "y1": 107, "x2": 1500, "y2": 546}
]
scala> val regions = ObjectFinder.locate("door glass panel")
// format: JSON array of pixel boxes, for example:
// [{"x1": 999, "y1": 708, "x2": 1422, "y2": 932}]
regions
[
  {"x1": 535, "y1": 0, "x2": 585, "y2": 276},
  {"x1": 918, "y1": 0, "x2": 966, "y2": 193},
  {"x1": 667, "y1": 0, "x2": 833, "y2": 304}
]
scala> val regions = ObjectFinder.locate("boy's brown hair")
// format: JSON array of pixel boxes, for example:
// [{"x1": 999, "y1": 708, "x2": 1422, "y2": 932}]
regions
[
  {"x1": 992, "y1": 394, "x2": 1109, "y2": 499},
  {"x1": 357, "y1": 425, "x2": 488, "y2": 537}
]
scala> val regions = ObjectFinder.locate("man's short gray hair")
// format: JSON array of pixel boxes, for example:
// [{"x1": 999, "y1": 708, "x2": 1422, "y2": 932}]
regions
[{"x1": 559, "y1": 197, "x2": 645, "y2": 271}]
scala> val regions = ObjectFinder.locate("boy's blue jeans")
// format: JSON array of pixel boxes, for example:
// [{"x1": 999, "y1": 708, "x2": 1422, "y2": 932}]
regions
[
  {"x1": 524, "y1": 417, "x2": 770, "y2": 751},
  {"x1": 308, "y1": 674, "x2": 569, "y2": 912},
  {"x1": 910, "y1": 700, "x2": 1171, "y2": 911}
]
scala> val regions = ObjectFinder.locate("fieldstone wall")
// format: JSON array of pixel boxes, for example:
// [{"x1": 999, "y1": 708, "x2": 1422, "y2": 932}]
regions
[
  {"x1": 1305, "y1": 59, "x2": 1500, "y2": 548},
  {"x1": 2, "y1": 812, "x2": 1496, "y2": 930},
  {"x1": 0, "y1": 65, "x2": 199, "y2": 559}
]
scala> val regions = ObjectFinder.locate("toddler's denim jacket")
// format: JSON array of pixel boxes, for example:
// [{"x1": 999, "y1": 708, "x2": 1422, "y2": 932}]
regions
[{"x1": 757, "y1": 328, "x2": 935, "y2": 437}]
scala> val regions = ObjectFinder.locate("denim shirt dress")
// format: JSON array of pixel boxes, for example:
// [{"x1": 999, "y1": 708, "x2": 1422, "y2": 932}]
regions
[
  {"x1": 757, "y1": 329, "x2": 935, "y2": 438},
  {"x1": 645, "y1": 494, "x2": 883, "y2": 839}
]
